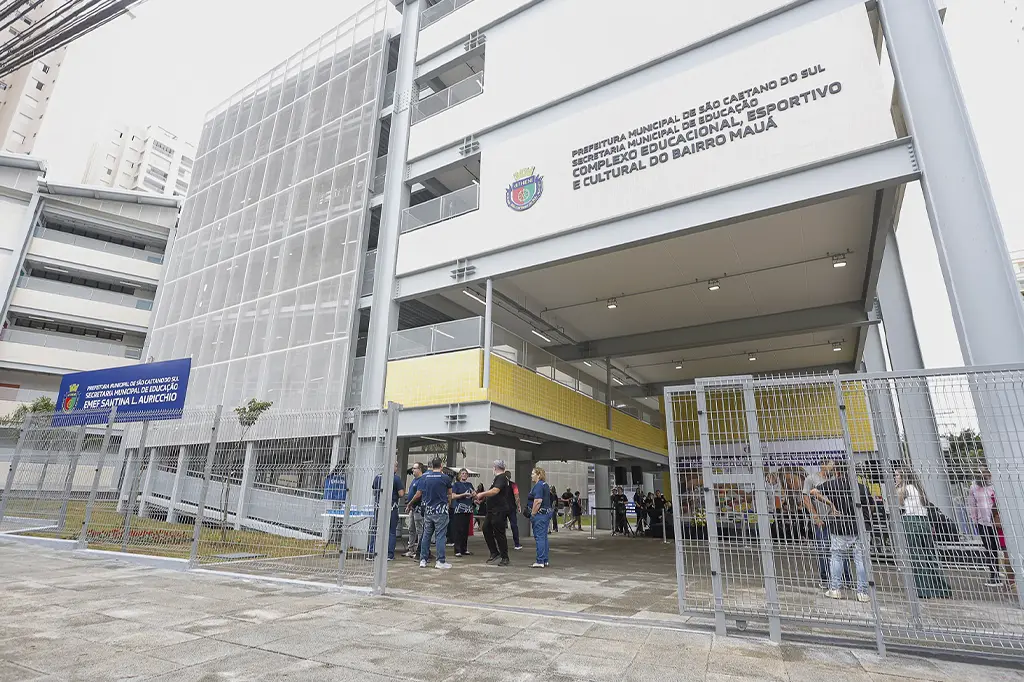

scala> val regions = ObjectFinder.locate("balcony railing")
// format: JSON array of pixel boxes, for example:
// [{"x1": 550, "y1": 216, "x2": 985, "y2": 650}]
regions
[
  {"x1": 360, "y1": 249, "x2": 377, "y2": 297},
  {"x1": 387, "y1": 317, "x2": 665, "y2": 428},
  {"x1": 17, "y1": 276, "x2": 155, "y2": 311},
  {"x1": 400, "y1": 183, "x2": 479, "y2": 233},
  {"x1": 421, "y1": 0, "x2": 475, "y2": 29},
  {"x1": 0, "y1": 328, "x2": 143, "y2": 360},
  {"x1": 411, "y1": 71, "x2": 483, "y2": 124},
  {"x1": 34, "y1": 227, "x2": 164, "y2": 265},
  {"x1": 371, "y1": 155, "x2": 388, "y2": 195}
]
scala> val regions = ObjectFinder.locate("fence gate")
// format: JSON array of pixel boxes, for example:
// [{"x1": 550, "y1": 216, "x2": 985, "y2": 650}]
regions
[{"x1": 667, "y1": 369, "x2": 1024, "y2": 658}]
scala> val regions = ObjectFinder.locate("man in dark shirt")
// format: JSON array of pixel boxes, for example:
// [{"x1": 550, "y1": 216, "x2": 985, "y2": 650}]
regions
[
  {"x1": 809, "y1": 468, "x2": 872, "y2": 601},
  {"x1": 368, "y1": 462, "x2": 405, "y2": 561},
  {"x1": 475, "y1": 459, "x2": 511, "y2": 566},
  {"x1": 417, "y1": 457, "x2": 453, "y2": 569}
]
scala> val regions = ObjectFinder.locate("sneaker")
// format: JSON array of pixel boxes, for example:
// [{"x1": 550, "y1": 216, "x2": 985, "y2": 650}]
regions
[
  {"x1": 402, "y1": 551, "x2": 414, "y2": 558},
  {"x1": 818, "y1": 581, "x2": 829, "y2": 590},
  {"x1": 486, "y1": 554, "x2": 500, "y2": 564},
  {"x1": 857, "y1": 593, "x2": 870, "y2": 603},
  {"x1": 824, "y1": 589, "x2": 842, "y2": 599},
  {"x1": 544, "y1": 563, "x2": 549, "y2": 567},
  {"x1": 455, "y1": 553, "x2": 463, "y2": 557},
  {"x1": 531, "y1": 562, "x2": 545, "y2": 568},
  {"x1": 365, "y1": 555, "x2": 375, "y2": 561},
  {"x1": 514, "y1": 545, "x2": 523, "y2": 550},
  {"x1": 419, "y1": 560, "x2": 427, "y2": 568},
  {"x1": 984, "y1": 578, "x2": 1002, "y2": 587},
  {"x1": 435, "y1": 561, "x2": 452, "y2": 570},
  {"x1": 463, "y1": 551, "x2": 473, "y2": 556},
  {"x1": 498, "y1": 558, "x2": 510, "y2": 567},
  {"x1": 446, "y1": 542, "x2": 455, "y2": 547},
  {"x1": 387, "y1": 557, "x2": 394, "y2": 562}
]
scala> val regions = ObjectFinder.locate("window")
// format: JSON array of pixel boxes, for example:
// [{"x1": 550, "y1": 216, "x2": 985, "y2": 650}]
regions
[
  {"x1": 41, "y1": 64, "x2": 49, "y2": 74},
  {"x1": 9, "y1": 28, "x2": 18, "y2": 36},
  {"x1": 105, "y1": 168, "x2": 112, "y2": 176},
  {"x1": 12, "y1": 317, "x2": 125, "y2": 342},
  {"x1": 153, "y1": 140, "x2": 175, "y2": 156},
  {"x1": 23, "y1": 17, "x2": 32, "y2": 25},
  {"x1": 34, "y1": 80, "x2": 43, "y2": 91},
  {"x1": 32, "y1": 270, "x2": 136, "y2": 295}
]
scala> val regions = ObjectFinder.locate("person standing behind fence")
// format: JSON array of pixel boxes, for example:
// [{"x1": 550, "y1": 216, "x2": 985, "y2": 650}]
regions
[
  {"x1": 809, "y1": 467, "x2": 871, "y2": 603},
  {"x1": 451, "y1": 468, "x2": 475, "y2": 557},
  {"x1": 550, "y1": 486, "x2": 559, "y2": 533},
  {"x1": 804, "y1": 460, "x2": 851, "y2": 589},
  {"x1": 633, "y1": 487, "x2": 647, "y2": 535},
  {"x1": 572, "y1": 491, "x2": 583, "y2": 531},
  {"x1": 504, "y1": 471, "x2": 523, "y2": 551},
  {"x1": 968, "y1": 468, "x2": 1002, "y2": 587},
  {"x1": 476, "y1": 460, "x2": 511, "y2": 566},
  {"x1": 368, "y1": 462, "x2": 405, "y2": 561},
  {"x1": 417, "y1": 457, "x2": 453, "y2": 570},
  {"x1": 403, "y1": 463, "x2": 425, "y2": 559},
  {"x1": 895, "y1": 469, "x2": 952, "y2": 598},
  {"x1": 529, "y1": 467, "x2": 553, "y2": 568}
]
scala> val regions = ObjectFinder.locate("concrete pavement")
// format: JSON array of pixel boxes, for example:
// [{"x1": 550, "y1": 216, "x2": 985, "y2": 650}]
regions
[{"x1": 0, "y1": 539, "x2": 1021, "y2": 681}]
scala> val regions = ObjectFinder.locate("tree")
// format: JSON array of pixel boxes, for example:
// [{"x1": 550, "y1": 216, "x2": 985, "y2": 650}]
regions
[
  {"x1": 0, "y1": 396, "x2": 56, "y2": 426},
  {"x1": 943, "y1": 428, "x2": 985, "y2": 483},
  {"x1": 219, "y1": 399, "x2": 273, "y2": 541}
]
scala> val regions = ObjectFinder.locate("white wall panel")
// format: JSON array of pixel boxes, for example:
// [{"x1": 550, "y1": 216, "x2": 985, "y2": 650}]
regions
[
  {"x1": 26, "y1": 238, "x2": 163, "y2": 283},
  {"x1": 398, "y1": 6, "x2": 894, "y2": 275}
]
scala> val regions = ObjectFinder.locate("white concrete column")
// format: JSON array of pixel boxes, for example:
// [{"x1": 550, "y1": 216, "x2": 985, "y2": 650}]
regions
[
  {"x1": 876, "y1": 233, "x2": 955, "y2": 516},
  {"x1": 166, "y1": 446, "x2": 189, "y2": 524},
  {"x1": 595, "y1": 463, "x2": 612, "y2": 530},
  {"x1": 234, "y1": 442, "x2": 256, "y2": 530},
  {"x1": 137, "y1": 448, "x2": 156, "y2": 516},
  {"x1": 643, "y1": 472, "x2": 656, "y2": 494},
  {"x1": 515, "y1": 451, "x2": 534, "y2": 538}
]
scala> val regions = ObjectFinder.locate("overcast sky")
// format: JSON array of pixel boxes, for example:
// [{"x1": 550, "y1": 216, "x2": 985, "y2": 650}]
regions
[{"x1": 31, "y1": 0, "x2": 1024, "y2": 371}]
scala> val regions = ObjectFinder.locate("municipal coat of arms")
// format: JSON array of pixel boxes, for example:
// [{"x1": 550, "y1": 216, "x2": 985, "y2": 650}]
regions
[
  {"x1": 61, "y1": 384, "x2": 80, "y2": 412},
  {"x1": 506, "y1": 167, "x2": 544, "y2": 211}
]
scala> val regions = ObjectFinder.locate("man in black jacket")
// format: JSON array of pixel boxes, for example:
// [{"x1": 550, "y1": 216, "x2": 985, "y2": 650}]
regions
[
  {"x1": 809, "y1": 467, "x2": 872, "y2": 602},
  {"x1": 475, "y1": 460, "x2": 511, "y2": 566}
]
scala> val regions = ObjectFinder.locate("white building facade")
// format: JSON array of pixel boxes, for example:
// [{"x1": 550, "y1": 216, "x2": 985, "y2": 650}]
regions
[
  {"x1": 0, "y1": 1, "x2": 66, "y2": 155},
  {"x1": 83, "y1": 124, "x2": 197, "y2": 197},
  {"x1": 0, "y1": 155, "x2": 180, "y2": 418}
]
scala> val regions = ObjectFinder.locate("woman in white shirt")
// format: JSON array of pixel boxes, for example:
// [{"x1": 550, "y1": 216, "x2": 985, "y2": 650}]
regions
[{"x1": 895, "y1": 469, "x2": 952, "y2": 599}]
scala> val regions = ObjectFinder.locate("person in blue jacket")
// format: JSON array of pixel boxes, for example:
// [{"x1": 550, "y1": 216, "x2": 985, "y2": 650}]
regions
[
  {"x1": 529, "y1": 466, "x2": 553, "y2": 568},
  {"x1": 368, "y1": 461, "x2": 405, "y2": 561}
]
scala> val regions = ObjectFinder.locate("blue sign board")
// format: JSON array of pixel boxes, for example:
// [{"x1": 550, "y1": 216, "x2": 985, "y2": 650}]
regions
[{"x1": 53, "y1": 358, "x2": 191, "y2": 425}]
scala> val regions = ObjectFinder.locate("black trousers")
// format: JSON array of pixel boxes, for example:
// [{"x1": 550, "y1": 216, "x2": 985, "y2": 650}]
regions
[
  {"x1": 451, "y1": 512, "x2": 472, "y2": 555},
  {"x1": 978, "y1": 523, "x2": 1000, "y2": 577},
  {"x1": 483, "y1": 511, "x2": 509, "y2": 560}
]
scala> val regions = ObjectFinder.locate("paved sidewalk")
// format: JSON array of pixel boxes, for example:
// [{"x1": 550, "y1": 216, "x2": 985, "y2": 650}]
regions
[{"x1": 0, "y1": 541, "x2": 1020, "y2": 682}]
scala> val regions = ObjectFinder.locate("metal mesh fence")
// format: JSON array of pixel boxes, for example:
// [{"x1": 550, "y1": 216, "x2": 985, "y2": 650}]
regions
[
  {"x1": 665, "y1": 369, "x2": 1024, "y2": 656},
  {"x1": 0, "y1": 403, "x2": 399, "y2": 592}
]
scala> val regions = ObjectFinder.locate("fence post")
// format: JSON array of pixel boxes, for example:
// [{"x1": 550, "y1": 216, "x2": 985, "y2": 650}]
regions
[
  {"x1": 58, "y1": 422, "x2": 89, "y2": 533},
  {"x1": 373, "y1": 402, "x2": 400, "y2": 595},
  {"x1": 121, "y1": 420, "x2": 151, "y2": 552},
  {"x1": 0, "y1": 414, "x2": 34, "y2": 528},
  {"x1": 695, "y1": 380, "x2": 727, "y2": 636},
  {"x1": 78, "y1": 406, "x2": 117, "y2": 548},
  {"x1": 833, "y1": 374, "x2": 887, "y2": 657},
  {"x1": 742, "y1": 379, "x2": 782, "y2": 644},
  {"x1": 336, "y1": 415, "x2": 356, "y2": 586},
  {"x1": 663, "y1": 388, "x2": 688, "y2": 615},
  {"x1": 189, "y1": 406, "x2": 223, "y2": 568}
]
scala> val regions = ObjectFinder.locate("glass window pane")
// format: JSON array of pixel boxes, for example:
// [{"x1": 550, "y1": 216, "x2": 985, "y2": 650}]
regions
[
  {"x1": 270, "y1": 105, "x2": 292, "y2": 152},
  {"x1": 305, "y1": 85, "x2": 328, "y2": 136},
  {"x1": 298, "y1": 225, "x2": 325, "y2": 287},
  {"x1": 289, "y1": 284, "x2": 317, "y2": 347},
  {"x1": 215, "y1": 307, "x2": 238, "y2": 363},
  {"x1": 296, "y1": 134, "x2": 319, "y2": 184},
  {"x1": 288, "y1": 180, "x2": 313, "y2": 236},
  {"x1": 262, "y1": 350, "x2": 287, "y2": 405},
  {"x1": 279, "y1": 233, "x2": 304, "y2": 292},
  {"x1": 224, "y1": 253, "x2": 248, "y2": 310},
  {"x1": 309, "y1": 171, "x2": 333, "y2": 228},
  {"x1": 287, "y1": 97, "x2": 308, "y2": 145},
  {"x1": 311, "y1": 277, "x2": 340, "y2": 344},
  {"x1": 242, "y1": 247, "x2": 267, "y2": 303},
  {"x1": 324, "y1": 74, "x2": 347, "y2": 124},
  {"x1": 260, "y1": 241, "x2": 282, "y2": 298},
  {"x1": 344, "y1": 61, "x2": 368, "y2": 113},
  {"x1": 281, "y1": 346, "x2": 309, "y2": 407},
  {"x1": 315, "y1": 120, "x2": 341, "y2": 176},
  {"x1": 251, "y1": 297, "x2": 274, "y2": 356},
  {"x1": 303, "y1": 342, "x2": 331, "y2": 410},
  {"x1": 270, "y1": 291, "x2": 296, "y2": 352}
]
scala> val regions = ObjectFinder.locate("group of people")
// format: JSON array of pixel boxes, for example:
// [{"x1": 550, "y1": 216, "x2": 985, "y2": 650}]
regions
[
  {"x1": 609, "y1": 486, "x2": 670, "y2": 536},
  {"x1": 371, "y1": 458, "x2": 574, "y2": 569}
]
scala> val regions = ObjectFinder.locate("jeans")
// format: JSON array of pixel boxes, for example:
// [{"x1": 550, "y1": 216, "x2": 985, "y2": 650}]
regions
[
  {"x1": 419, "y1": 511, "x2": 449, "y2": 564},
  {"x1": 367, "y1": 505, "x2": 400, "y2": 559},
  {"x1": 814, "y1": 524, "x2": 852, "y2": 584},
  {"x1": 829, "y1": 534, "x2": 867, "y2": 593},
  {"x1": 532, "y1": 511, "x2": 551, "y2": 564},
  {"x1": 507, "y1": 508, "x2": 521, "y2": 547}
]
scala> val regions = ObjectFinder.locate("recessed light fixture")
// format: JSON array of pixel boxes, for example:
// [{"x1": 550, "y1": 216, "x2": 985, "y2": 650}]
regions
[
  {"x1": 606, "y1": 298, "x2": 618, "y2": 309},
  {"x1": 708, "y1": 279, "x2": 721, "y2": 291},
  {"x1": 44, "y1": 266, "x2": 69, "y2": 274},
  {"x1": 463, "y1": 289, "x2": 485, "y2": 305},
  {"x1": 832, "y1": 342, "x2": 843, "y2": 352},
  {"x1": 748, "y1": 353, "x2": 757, "y2": 362},
  {"x1": 832, "y1": 254, "x2": 847, "y2": 268},
  {"x1": 520, "y1": 438, "x2": 542, "y2": 445},
  {"x1": 583, "y1": 361, "x2": 593, "y2": 367},
  {"x1": 531, "y1": 330, "x2": 551, "y2": 343},
  {"x1": 613, "y1": 377, "x2": 624, "y2": 385},
  {"x1": 675, "y1": 363, "x2": 683, "y2": 370}
]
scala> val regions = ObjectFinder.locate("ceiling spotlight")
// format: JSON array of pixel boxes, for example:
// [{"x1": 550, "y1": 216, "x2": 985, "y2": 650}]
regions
[
  {"x1": 708, "y1": 279, "x2": 721, "y2": 291},
  {"x1": 675, "y1": 363, "x2": 683, "y2": 370},
  {"x1": 832, "y1": 342, "x2": 843, "y2": 352},
  {"x1": 583, "y1": 361, "x2": 593, "y2": 367},
  {"x1": 832, "y1": 254, "x2": 847, "y2": 268},
  {"x1": 606, "y1": 298, "x2": 618, "y2": 309},
  {"x1": 531, "y1": 330, "x2": 552, "y2": 343},
  {"x1": 748, "y1": 353, "x2": 757, "y2": 362}
]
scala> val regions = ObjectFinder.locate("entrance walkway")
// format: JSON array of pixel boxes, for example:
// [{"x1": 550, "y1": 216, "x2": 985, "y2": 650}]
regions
[{"x1": 2, "y1": 540, "x2": 1018, "y2": 681}]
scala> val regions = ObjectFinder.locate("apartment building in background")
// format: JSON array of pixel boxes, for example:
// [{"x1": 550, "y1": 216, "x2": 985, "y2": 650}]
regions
[
  {"x1": 0, "y1": 1, "x2": 66, "y2": 155},
  {"x1": 0, "y1": 153, "x2": 180, "y2": 418},
  {"x1": 83, "y1": 124, "x2": 197, "y2": 197},
  {"x1": 1012, "y1": 249, "x2": 1024, "y2": 295}
]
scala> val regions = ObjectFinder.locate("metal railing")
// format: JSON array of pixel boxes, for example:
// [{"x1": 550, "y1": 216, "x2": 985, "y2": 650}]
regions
[
  {"x1": 420, "y1": 0, "x2": 475, "y2": 29},
  {"x1": 400, "y1": 183, "x2": 479, "y2": 233},
  {"x1": 34, "y1": 227, "x2": 164, "y2": 265},
  {"x1": 360, "y1": 249, "x2": 377, "y2": 297},
  {"x1": 18, "y1": 276, "x2": 155, "y2": 311},
  {"x1": 0, "y1": 404, "x2": 400, "y2": 592},
  {"x1": 0, "y1": 328, "x2": 143, "y2": 360},
  {"x1": 663, "y1": 367, "x2": 1024, "y2": 656},
  {"x1": 388, "y1": 317, "x2": 483, "y2": 360},
  {"x1": 411, "y1": 71, "x2": 484, "y2": 124}
]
